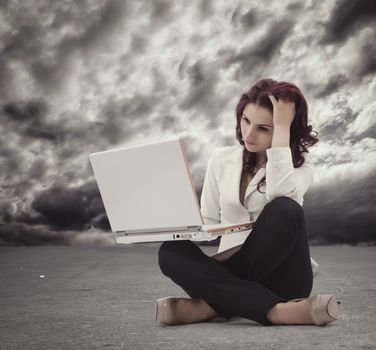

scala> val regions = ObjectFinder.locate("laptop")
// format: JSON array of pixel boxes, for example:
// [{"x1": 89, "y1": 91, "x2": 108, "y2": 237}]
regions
[{"x1": 89, "y1": 136, "x2": 254, "y2": 244}]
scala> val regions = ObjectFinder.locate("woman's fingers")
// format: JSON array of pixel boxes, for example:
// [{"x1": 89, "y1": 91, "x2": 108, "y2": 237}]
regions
[
  {"x1": 268, "y1": 94, "x2": 277, "y2": 105},
  {"x1": 268, "y1": 94, "x2": 296, "y2": 127}
]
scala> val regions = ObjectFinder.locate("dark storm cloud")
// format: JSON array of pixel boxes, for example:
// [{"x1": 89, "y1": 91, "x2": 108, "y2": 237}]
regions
[
  {"x1": 95, "y1": 91, "x2": 161, "y2": 145},
  {"x1": 121, "y1": 93, "x2": 158, "y2": 117},
  {"x1": 250, "y1": 19, "x2": 293, "y2": 58},
  {"x1": 95, "y1": 101, "x2": 131, "y2": 145},
  {"x1": 0, "y1": 223, "x2": 71, "y2": 246},
  {"x1": 31, "y1": 185, "x2": 87, "y2": 229},
  {"x1": 2, "y1": 24, "x2": 43, "y2": 60},
  {"x1": 1, "y1": 0, "x2": 129, "y2": 92},
  {"x1": 177, "y1": 56, "x2": 188, "y2": 80},
  {"x1": 314, "y1": 73, "x2": 348, "y2": 98},
  {"x1": 3, "y1": 99, "x2": 47, "y2": 122},
  {"x1": 29, "y1": 61, "x2": 73, "y2": 93},
  {"x1": 28, "y1": 158, "x2": 48, "y2": 179},
  {"x1": 48, "y1": 0, "x2": 127, "y2": 88},
  {"x1": 229, "y1": 4, "x2": 274, "y2": 31},
  {"x1": 286, "y1": 2, "x2": 304, "y2": 11},
  {"x1": 223, "y1": 19, "x2": 294, "y2": 78},
  {"x1": 322, "y1": 0, "x2": 376, "y2": 45},
  {"x1": 18, "y1": 180, "x2": 110, "y2": 232},
  {"x1": 160, "y1": 114, "x2": 177, "y2": 131},
  {"x1": 180, "y1": 134, "x2": 202, "y2": 166},
  {"x1": 148, "y1": 0, "x2": 173, "y2": 26},
  {"x1": 0, "y1": 91, "x2": 164, "y2": 192},
  {"x1": 317, "y1": 106, "x2": 356, "y2": 143},
  {"x1": 56, "y1": 0, "x2": 128, "y2": 55},
  {"x1": 178, "y1": 59, "x2": 222, "y2": 126},
  {"x1": 56, "y1": 89, "x2": 162, "y2": 162},
  {"x1": 2, "y1": 99, "x2": 67, "y2": 144},
  {"x1": 1, "y1": 94, "x2": 144, "y2": 169},
  {"x1": 228, "y1": 3, "x2": 242, "y2": 27},
  {"x1": 0, "y1": 136, "x2": 24, "y2": 175},
  {"x1": 187, "y1": 59, "x2": 206, "y2": 86},
  {"x1": 197, "y1": 0, "x2": 213, "y2": 20},
  {"x1": 0, "y1": 221, "x2": 112, "y2": 246},
  {"x1": 356, "y1": 39, "x2": 376, "y2": 77},
  {"x1": 0, "y1": 58, "x2": 13, "y2": 99},
  {"x1": 239, "y1": 8, "x2": 258, "y2": 29},
  {"x1": 129, "y1": 32, "x2": 149, "y2": 53},
  {"x1": 305, "y1": 172, "x2": 376, "y2": 244},
  {"x1": 318, "y1": 122, "x2": 347, "y2": 144},
  {"x1": 2, "y1": 100, "x2": 61, "y2": 142},
  {"x1": 151, "y1": 67, "x2": 169, "y2": 91},
  {"x1": 0, "y1": 201, "x2": 13, "y2": 224}
]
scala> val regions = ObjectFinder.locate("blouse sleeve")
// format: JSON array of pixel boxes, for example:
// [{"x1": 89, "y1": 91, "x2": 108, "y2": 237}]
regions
[
  {"x1": 265, "y1": 147, "x2": 314, "y2": 206},
  {"x1": 200, "y1": 151, "x2": 221, "y2": 225}
]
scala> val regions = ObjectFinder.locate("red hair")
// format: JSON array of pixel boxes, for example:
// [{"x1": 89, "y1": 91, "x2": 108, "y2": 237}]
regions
[{"x1": 235, "y1": 78, "x2": 319, "y2": 193}]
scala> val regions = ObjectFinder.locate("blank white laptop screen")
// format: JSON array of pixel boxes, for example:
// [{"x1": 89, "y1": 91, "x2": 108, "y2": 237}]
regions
[{"x1": 89, "y1": 137, "x2": 205, "y2": 233}]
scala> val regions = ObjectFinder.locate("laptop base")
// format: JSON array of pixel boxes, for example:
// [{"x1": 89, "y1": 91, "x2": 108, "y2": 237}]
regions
[{"x1": 115, "y1": 225, "x2": 253, "y2": 244}]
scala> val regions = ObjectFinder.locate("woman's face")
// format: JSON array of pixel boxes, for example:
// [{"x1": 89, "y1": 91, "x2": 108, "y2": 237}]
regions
[{"x1": 240, "y1": 103, "x2": 274, "y2": 154}]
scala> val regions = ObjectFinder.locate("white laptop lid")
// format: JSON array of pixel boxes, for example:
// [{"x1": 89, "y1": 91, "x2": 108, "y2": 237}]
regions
[{"x1": 89, "y1": 137, "x2": 204, "y2": 232}]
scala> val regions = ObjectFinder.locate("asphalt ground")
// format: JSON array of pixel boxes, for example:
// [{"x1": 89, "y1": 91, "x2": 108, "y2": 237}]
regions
[{"x1": 0, "y1": 244, "x2": 375, "y2": 349}]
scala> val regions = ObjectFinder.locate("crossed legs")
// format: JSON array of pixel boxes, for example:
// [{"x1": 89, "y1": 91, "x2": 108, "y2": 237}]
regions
[{"x1": 158, "y1": 197, "x2": 313, "y2": 326}]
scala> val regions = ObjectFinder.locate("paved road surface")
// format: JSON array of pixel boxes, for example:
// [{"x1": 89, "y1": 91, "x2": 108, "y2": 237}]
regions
[{"x1": 0, "y1": 244, "x2": 375, "y2": 349}]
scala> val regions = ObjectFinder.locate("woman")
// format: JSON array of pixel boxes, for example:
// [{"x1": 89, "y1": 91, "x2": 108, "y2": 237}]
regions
[{"x1": 155, "y1": 78, "x2": 339, "y2": 326}]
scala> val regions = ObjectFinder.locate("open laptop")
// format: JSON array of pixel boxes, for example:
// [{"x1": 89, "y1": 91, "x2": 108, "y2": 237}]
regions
[{"x1": 89, "y1": 136, "x2": 254, "y2": 244}]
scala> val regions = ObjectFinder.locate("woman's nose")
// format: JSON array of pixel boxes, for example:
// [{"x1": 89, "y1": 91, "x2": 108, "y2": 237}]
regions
[{"x1": 245, "y1": 125, "x2": 256, "y2": 138}]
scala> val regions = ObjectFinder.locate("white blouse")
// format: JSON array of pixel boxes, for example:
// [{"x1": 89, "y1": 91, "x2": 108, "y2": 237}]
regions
[{"x1": 200, "y1": 144, "x2": 319, "y2": 276}]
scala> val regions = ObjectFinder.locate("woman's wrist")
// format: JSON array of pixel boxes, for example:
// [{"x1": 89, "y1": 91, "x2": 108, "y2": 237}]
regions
[{"x1": 271, "y1": 125, "x2": 290, "y2": 148}]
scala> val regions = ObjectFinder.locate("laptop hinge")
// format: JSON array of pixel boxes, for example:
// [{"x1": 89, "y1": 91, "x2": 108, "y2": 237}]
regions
[{"x1": 116, "y1": 226, "x2": 200, "y2": 236}]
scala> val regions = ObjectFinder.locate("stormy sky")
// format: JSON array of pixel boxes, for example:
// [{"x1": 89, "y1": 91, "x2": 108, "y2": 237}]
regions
[{"x1": 0, "y1": 0, "x2": 375, "y2": 246}]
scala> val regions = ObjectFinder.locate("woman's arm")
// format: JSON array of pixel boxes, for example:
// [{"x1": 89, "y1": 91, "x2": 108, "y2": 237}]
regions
[
  {"x1": 265, "y1": 145, "x2": 314, "y2": 206},
  {"x1": 271, "y1": 125, "x2": 290, "y2": 147},
  {"x1": 265, "y1": 96, "x2": 314, "y2": 205},
  {"x1": 200, "y1": 151, "x2": 221, "y2": 225}
]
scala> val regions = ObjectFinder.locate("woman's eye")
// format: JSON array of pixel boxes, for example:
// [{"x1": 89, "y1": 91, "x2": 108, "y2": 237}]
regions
[{"x1": 242, "y1": 117, "x2": 267, "y2": 131}]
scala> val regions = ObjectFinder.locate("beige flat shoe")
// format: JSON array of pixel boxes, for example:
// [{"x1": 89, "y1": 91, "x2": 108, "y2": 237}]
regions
[
  {"x1": 155, "y1": 297, "x2": 215, "y2": 326},
  {"x1": 289, "y1": 294, "x2": 339, "y2": 326},
  {"x1": 155, "y1": 296, "x2": 180, "y2": 325}
]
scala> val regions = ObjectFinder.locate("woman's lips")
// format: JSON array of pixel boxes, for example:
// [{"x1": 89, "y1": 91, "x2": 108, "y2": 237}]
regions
[{"x1": 245, "y1": 141, "x2": 256, "y2": 145}]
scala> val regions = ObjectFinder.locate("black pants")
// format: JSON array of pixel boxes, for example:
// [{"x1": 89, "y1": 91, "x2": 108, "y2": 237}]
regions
[{"x1": 158, "y1": 197, "x2": 313, "y2": 326}]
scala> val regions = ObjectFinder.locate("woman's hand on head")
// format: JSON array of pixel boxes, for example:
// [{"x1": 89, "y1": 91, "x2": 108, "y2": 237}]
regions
[{"x1": 268, "y1": 94, "x2": 296, "y2": 129}]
